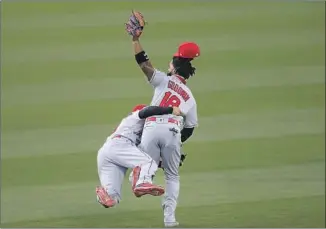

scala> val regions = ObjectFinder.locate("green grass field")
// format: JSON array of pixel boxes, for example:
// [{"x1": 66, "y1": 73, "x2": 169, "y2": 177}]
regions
[{"x1": 1, "y1": 1, "x2": 325, "y2": 228}]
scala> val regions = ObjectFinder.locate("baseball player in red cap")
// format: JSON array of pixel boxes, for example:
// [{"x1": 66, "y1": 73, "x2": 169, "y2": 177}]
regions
[
  {"x1": 96, "y1": 105, "x2": 182, "y2": 208},
  {"x1": 125, "y1": 11, "x2": 200, "y2": 227}
]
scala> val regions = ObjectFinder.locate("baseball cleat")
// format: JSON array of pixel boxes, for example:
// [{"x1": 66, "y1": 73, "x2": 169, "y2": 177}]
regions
[
  {"x1": 133, "y1": 183, "x2": 165, "y2": 198},
  {"x1": 95, "y1": 186, "x2": 116, "y2": 208},
  {"x1": 164, "y1": 221, "x2": 179, "y2": 227}
]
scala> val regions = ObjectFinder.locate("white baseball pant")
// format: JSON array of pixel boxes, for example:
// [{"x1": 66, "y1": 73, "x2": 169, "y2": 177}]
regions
[
  {"x1": 138, "y1": 118, "x2": 182, "y2": 224},
  {"x1": 97, "y1": 136, "x2": 158, "y2": 203}
]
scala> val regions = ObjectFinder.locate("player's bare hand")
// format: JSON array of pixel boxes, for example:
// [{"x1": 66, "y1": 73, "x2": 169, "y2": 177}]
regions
[{"x1": 172, "y1": 107, "x2": 182, "y2": 116}]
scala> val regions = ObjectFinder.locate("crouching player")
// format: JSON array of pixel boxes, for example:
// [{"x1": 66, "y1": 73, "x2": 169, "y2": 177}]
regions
[{"x1": 96, "y1": 105, "x2": 182, "y2": 208}]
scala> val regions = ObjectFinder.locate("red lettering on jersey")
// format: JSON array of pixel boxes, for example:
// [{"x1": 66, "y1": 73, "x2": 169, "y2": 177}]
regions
[
  {"x1": 160, "y1": 91, "x2": 181, "y2": 107},
  {"x1": 167, "y1": 80, "x2": 190, "y2": 102}
]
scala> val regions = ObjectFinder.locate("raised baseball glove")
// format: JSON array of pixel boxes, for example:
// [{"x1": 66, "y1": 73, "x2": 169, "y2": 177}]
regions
[{"x1": 125, "y1": 10, "x2": 146, "y2": 38}]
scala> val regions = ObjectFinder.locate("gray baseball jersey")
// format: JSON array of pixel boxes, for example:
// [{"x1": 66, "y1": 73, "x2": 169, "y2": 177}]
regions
[
  {"x1": 148, "y1": 69, "x2": 198, "y2": 129},
  {"x1": 107, "y1": 110, "x2": 144, "y2": 145}
]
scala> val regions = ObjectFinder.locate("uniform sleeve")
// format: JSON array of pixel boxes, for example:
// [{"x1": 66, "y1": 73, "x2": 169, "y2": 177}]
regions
[
  {"x1": 181, "y1": 127, "x2": 194, "y2": 143},
  {"x1": 138, "y1": 106, "x2": 173, "y2": 119},
  {"x1": 149, "y1": 69, "x2": 168, "y2": 88},
  {"x1": 184, "y1": 103, "x2": 198, "y2": 128}
]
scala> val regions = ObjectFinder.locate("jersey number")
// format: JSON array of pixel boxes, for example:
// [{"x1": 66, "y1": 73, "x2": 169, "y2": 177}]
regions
[{"x1": 159, "y1": 92, "x2": 181, "y2": 107}]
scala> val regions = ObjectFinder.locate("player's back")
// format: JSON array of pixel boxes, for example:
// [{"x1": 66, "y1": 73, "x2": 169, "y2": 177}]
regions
[
  {"x1": 149, "y1": 70, "x2": 198, "y2": 129},
  {"x1": 108, "y1": 111, "x2": 145, "y2": 144}
]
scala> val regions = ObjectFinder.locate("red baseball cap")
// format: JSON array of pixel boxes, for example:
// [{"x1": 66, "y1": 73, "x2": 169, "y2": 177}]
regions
[
  {"x1": 173, "y1": 42, "x2": 200, "y2": 59},
  {"x1": 132, "y1": 104, "x2": 147, "y2": 112}
]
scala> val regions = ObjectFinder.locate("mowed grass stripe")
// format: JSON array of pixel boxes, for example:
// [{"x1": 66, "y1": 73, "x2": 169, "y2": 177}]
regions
[
  {"x1": 1, "y1": 196, "x2": 325, "y2": 228},
  {"x1": 2, "y1": 66, "x2": 324, "y2": 106},
  {"x1": 1, "y1": 107, "x2": 324, "y2": 158},
  {"x1": 2, "y1": 133, "x2": 324, "y2": 187},
  {"x1": 3, "y1": 1, "x2": 321, "y2": 31},
  {"x1": 2, "y1": 84, "x2": 324, "y2": 131},
  {"x1": 4, "y1": 21, "x2": 323, "y2": 49},
  {"x1": 4, "y1": 42, "x2": 323, "y2": 74},
  {"x1": 195, "y1": 108, "x2": 324, "y2": 141},
  {"x1": 4, "y1": 27, "x2": 323, "y2": 61},
  {"x1": 1, "y1": 161, "x2": 324, "y2": 224},
  {"x1": 3, "y1": 195, "x2": 325, "y2": 228},
  {"x1": 2, "y1": 195, "x2": 324, "y2": 228},
  {"x1": 3, "y1": 7, "x2": 224, "y2": 30},
  {"x1": 2, "y1": 55, "x2": 324, "y2": 84},
  {"x1": 4, "y1": 36, "x2": 323, "y2": 64}
]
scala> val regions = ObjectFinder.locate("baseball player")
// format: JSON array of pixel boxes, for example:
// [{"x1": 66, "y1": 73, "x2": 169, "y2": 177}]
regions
[
  {"x1": 125, "y1": 11, "x2": 200, "y2": 227},
  {"x1": 96, "y1": 104, "x2": 182, "y2": 208}
]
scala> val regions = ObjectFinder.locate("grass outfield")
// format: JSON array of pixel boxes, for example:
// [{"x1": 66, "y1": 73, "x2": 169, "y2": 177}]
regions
[{"x1": 1, "y1": 1, "x2": 325, "y2": 228}]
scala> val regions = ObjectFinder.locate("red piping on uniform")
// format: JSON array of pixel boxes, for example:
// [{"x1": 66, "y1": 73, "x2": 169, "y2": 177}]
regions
[{"x1": 146, "y1": 117, "x2": 179, "y2": 125}]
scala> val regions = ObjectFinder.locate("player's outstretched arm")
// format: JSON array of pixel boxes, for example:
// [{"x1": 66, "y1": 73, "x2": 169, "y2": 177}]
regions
[
  {"x1": 132, "y1": 37, "x2": 155, "y2": 81},
  {"x1": 125, "y1": 11, "x2": 166, "y2": 87},
  {"x1": 138, "y1": 106, "x2": 181, "y2": 119}
]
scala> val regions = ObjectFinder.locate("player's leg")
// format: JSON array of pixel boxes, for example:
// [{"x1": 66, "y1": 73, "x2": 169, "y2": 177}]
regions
[
  {"x1": 160, "y1": 128, "x2": 182, "y2": 227},
  {"x1": 96, "y1": 143, "x2": 127, "y2": 208},
  {"x1": 138, "y1": 126, "x2": 161, "y2": 165},
  {"x1": 131, "y1": 127, "x2": 164, "y2": 197},
  {"x1": 111, "y1": 137, "x2": 164, "y2": 197}
]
